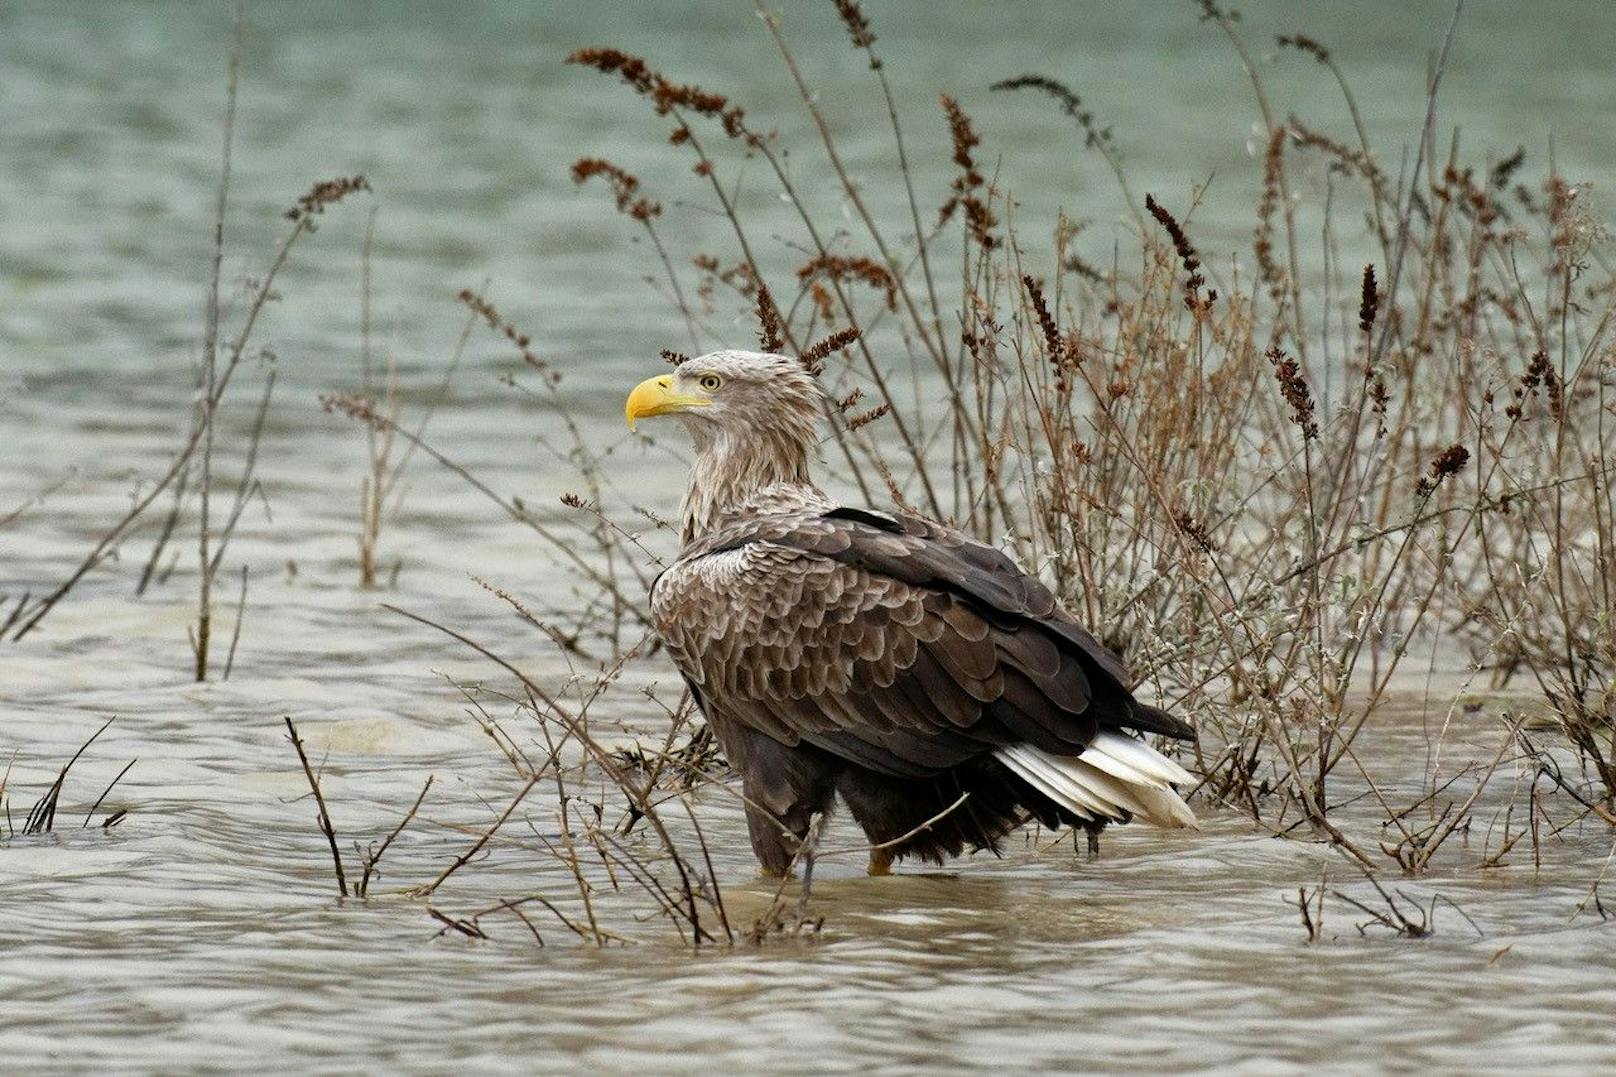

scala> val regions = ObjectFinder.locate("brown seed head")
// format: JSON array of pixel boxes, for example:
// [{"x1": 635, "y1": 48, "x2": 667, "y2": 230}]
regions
[
  {"x1": 1145, "y1": 194, "x2": 1200, "y2": 275},
  {"x1": 320, "y1": 392, "x2": 390, "y2": 430},
  {"x1": 457, "y1": 289, "x2": 547, "y2": 371},
  {"x1": 990, "y1": 75, "x2": 1113, "y2": 150},
  {"x1": 567, "y1": 48, "x2": 655, "y2": 93},
  {"x1": 1415, "y1": 443, "x2": 1470, "y2": 496},
  {"x1": 848, "y1": 403, "x2": 891, "y2": 431},
  {"x1": 286, "y1": 175, "x2": 371, "y2": 222},
  {"x1": 755, "y1": 282, "x2": 785, "y2": 355},
  {"x1": 1022, "y1": 275, "x2": 1064, "y2": 365},
  {"x1": 832, "y1": 0, "x2": 877, "y2": 51},
  {"x1": 1266, "y1": 345, "x2": 1317, "y2": 440},
  {"x1": 1489, "y1": 147, "x2": 1526, "y2": 191},
  {"x1": 1175, "y1": 512, "x2": 1219, "y2": 553},
  {"x1": 797, "y1": 254, "x2": 897, "y2": 312},
  {"x1": 1275, "y1": 34, "x2": 1330, "y2": 63},
  {"x1": 1369, "y1": 372, "x2": 1390, "y2": 416},
  {"x1": 1145, "y1": 194, "x2": 1205, "y2": 301},
  {"x1": 1255, "y1": 128, "x2": 1286, "y2": 292},
  {"x1": 1285, "y1": 118, "x2": 1381, "y2": 187},
  {"x1": 939, "y1": 95, "x2": 997, "y2": 248},
  {"x1": 571, "y1": 157, "x2": 661, "y2": 222},
  {"x1": 568, "y1": 47, "x2": 747, "y2": 141},
  {"x1": 1358, "y1": 264, "x2": 1379, "y2": 335},
  {"x1": 800, "y1": 327, "x2": 862, "y2": 377},
  {"x1": 808, "y1": 281, "x2": 837, "y2": 323},
  {"x1": 941, "y1": 94, "x2": 981, "y2": 179},
  {"x1": 1508, "y1": 349, "x2": 1563, "y2": 421}
]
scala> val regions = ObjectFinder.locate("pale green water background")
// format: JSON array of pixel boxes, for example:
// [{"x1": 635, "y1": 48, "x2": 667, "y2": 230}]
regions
[{"x1": 4, "y1": 2, "x2": 1616, "y2": 1073}]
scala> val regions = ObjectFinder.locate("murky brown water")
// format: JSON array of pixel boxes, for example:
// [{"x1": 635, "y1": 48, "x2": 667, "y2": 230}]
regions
[{"x1": 6, "y1": 2, "x2": 1616, "y2": 1071}]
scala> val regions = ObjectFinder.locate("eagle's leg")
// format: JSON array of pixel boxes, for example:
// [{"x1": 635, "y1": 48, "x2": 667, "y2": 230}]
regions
[
  {"x1": 708, "y1": 714, "x2": 836, "y2": 876},
  {"x1": 866, "y1": 846, "x2": 895, "y2": 877},
  {"x1": 744, "y1": 800, "x2": 813, "y2": 878}
]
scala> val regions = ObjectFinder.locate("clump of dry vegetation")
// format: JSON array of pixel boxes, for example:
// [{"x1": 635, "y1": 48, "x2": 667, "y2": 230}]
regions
[
  {"x1": 279, "y1": 633, "x2": 754, "y2": 948},
  {"x1": 2, "y1": 719, "x2": 134, "y2": 837},
  {"x1": 551, "y1": 0, "x2": 1615, "y2": 882}
]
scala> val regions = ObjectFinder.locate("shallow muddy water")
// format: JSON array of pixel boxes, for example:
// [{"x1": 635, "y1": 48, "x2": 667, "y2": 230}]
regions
[{"x1": 5, "y1": 2, "x2": 1616, "y2": 1072}]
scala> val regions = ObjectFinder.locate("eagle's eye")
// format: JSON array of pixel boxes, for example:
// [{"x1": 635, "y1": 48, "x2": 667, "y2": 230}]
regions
[{"x1": 696, "y1": 374, "x2": 723, "y2": 392}]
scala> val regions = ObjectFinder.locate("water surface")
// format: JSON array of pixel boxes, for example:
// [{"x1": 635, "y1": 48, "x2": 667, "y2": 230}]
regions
[{"x1": 4, "y1": 2, "x2": 1616, "y2": 1072}]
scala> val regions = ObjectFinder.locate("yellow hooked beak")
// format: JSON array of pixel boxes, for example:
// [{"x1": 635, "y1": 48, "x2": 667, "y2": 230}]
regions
[{"x1": 625, "y1": 374, "x2": 710, "y2": 431}]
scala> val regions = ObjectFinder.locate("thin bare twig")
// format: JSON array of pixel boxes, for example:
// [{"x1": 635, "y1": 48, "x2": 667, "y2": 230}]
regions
[{"x1": 283, "y1": 716, "x2": 348, "y2": 898}]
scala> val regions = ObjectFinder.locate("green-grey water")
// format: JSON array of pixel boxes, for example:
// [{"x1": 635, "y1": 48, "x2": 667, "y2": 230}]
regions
[{"x1": 4, "y1": 2, "x2": 1616, "y2": 1072}]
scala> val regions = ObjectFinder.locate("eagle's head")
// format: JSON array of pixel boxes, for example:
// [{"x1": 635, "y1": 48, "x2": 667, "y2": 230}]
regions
[
  {"x1": 626, "y1": 349, "x2": 825, "y2": 540},
  {"x1": 625, "y1": 349, "x2": 821, "y2": 442}
]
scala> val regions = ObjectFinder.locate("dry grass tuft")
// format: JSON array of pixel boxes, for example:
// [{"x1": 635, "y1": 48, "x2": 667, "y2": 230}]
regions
[{"x1": 543, "y1": 2, "x2": 1616, "y2": 882}]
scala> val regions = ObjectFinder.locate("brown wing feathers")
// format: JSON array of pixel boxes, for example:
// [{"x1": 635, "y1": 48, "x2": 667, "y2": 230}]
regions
[{"x1": 654, "y1": 509, "x2": 1189, "y2": 782}]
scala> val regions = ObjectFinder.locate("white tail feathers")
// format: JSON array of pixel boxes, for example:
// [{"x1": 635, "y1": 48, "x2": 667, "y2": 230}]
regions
[{"x1": 995, "y1": 732, "x2": 1199, "y2": 830}]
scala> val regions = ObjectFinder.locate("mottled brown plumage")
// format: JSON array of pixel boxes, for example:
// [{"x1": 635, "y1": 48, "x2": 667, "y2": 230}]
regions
[{"x1": 628, "y1": 350, "x2": 1196, "y2": 875}]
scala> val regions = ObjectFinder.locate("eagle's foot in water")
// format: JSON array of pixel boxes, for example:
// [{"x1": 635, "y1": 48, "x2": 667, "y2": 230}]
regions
[{"x1": 867, "y1": 847, "x2": 894, "y2": 876}]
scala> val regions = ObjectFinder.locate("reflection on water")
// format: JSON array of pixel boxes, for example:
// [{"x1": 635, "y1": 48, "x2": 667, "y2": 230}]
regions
[{"x1": 5, "y1": 1, "x2": 1616, "y2": 1070}]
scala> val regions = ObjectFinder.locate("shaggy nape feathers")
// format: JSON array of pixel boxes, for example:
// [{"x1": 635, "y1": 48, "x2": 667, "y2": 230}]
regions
[{"x1": 662, "y1": 350, "x2": 824, "y2": 543}]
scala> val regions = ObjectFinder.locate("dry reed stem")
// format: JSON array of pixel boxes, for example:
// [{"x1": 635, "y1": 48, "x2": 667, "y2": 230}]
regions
[
  {"x1": 358, "y1": 774, "x2": 434, "y2": 899},
  {"x1": 21, "y1": 718, "x2": 117, "y2": 835},
  {"x1": 193, "y1": 1, "x2": 244, "y2": 682},
  {"x1": 221, "y1": 565, "x2": 248, "y2": 680},
  {"x1": 283, "y1": 716, "x2": 348, "y2": 898}
]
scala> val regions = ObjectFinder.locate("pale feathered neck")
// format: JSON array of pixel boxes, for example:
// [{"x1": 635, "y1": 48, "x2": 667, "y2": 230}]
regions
[{"x1": 681, "y1": 411, "x2": 824, "y2": 543}]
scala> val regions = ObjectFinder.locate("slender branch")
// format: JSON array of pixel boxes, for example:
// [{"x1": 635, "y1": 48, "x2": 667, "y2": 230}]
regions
[
  {"x1": 196, "y1": 1, "x2": 244, "y2": 682},
  {"x1": 283, "y1": 716, "x2": 348, "y2": 898}
]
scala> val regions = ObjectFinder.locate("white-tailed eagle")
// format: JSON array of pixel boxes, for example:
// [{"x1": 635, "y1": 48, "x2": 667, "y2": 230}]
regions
[{"x1": 627, "y1": 350, "x2": 1196, "y2": 875}]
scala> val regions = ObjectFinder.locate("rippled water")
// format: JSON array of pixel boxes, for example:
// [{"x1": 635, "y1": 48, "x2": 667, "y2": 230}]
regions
[{"x1": 5, "y1": 2, "x2": 1616, "y2": 1071}]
